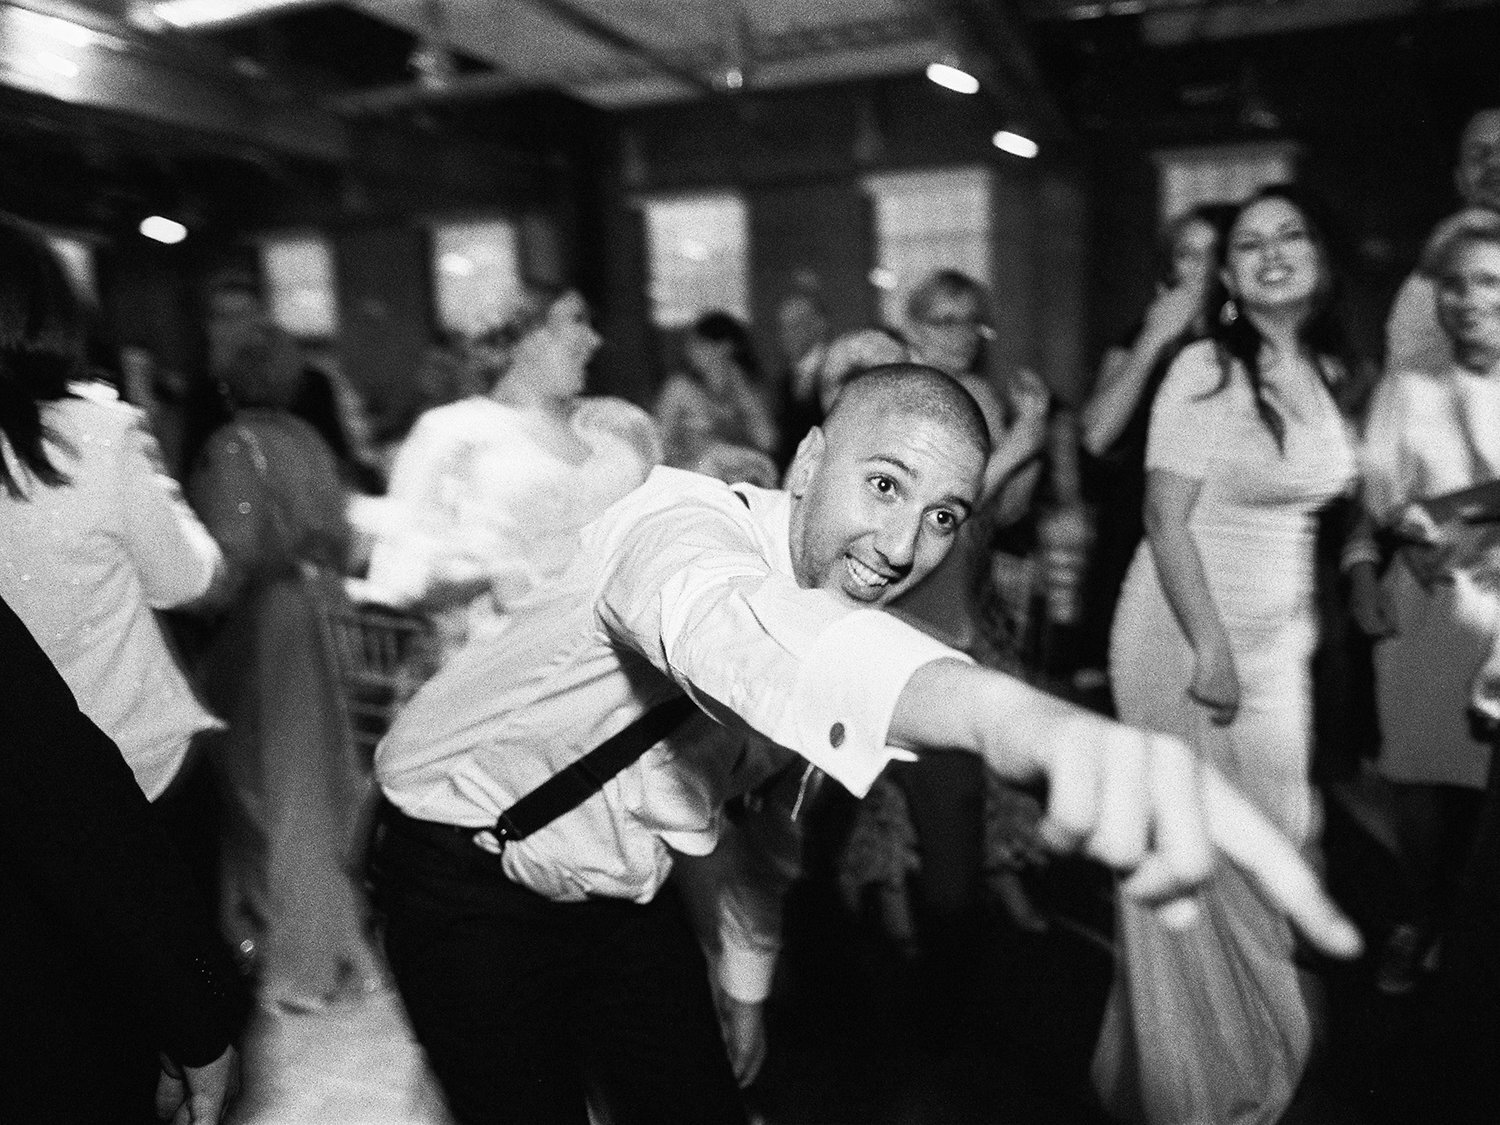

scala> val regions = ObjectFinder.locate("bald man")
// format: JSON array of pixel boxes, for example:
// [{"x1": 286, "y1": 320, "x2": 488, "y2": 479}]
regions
[
  {"x1": 372, "y1": 365, "x2": 1359, "y2": 1125},
  {"x1": 1386, "y1": 106, "x2": 1500, "y2": 374}
]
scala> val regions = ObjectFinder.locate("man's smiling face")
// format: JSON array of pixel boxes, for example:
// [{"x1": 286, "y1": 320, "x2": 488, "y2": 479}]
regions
[{"x1": 787, "y1": 388, "x2": 985, "y2": 608}]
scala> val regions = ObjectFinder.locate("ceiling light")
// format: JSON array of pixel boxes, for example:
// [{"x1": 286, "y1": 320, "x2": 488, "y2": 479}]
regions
[
  {"x1": 993, "y1": 130, "x2": 1039, "y2": 159},
  {"x1": 20, "y1": 51, "x2": 81, "y2": 79},
  {"x1": 140, "y1": 216, "x2": 188, "y2": 244},
  {"x1": 13, "y1": 9, "x2": 99, "y2": 47},
  {"x1": 926, "y1": 62, "x2": 979, "y2": 95}
]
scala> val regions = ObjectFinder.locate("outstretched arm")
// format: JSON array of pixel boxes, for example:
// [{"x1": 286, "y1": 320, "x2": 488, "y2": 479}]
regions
[{"x1": 886, "y1": 658, "x2": 1361, "y2": 956}]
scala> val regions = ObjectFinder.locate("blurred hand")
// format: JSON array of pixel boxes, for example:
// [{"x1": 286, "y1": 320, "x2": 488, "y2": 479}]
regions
[
  {"x1": 1028, "y1": 715, "x2": 1362, "y2": 959},
  {"x1": 1142, "y1": 278, "x2": 1207, "y2": 343},
  {"x1": 1190, "y1": 641, "x2": 1240, "y2": 726},
  {"x1": 1007, "y1": 367, "x2": 1052, "y2": 429},
  {"x1": 697, "y1": 443, "x2": 780, "y2": 489},
  {"x1": 156, "y1": 1046, "x2": 239, "y2": 1124},
  {"x1": 1348, "y1": 562, "x2": 1397, "y2": 637}
]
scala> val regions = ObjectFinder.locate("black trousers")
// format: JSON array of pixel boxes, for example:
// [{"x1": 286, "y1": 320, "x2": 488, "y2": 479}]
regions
[{"x1": 372, "y1": 806, "x2": 747, "y2": 1125}]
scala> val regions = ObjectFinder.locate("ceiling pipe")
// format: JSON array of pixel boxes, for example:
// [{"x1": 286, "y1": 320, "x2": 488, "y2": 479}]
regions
[{"x1": 325, "y1": 68, "x2": 530, "y2": 115}]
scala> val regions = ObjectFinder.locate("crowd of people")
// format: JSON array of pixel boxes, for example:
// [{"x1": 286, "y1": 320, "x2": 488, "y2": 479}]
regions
[{"x1": 1, "y1": 103, "x2": 1499, "y2": 1125}]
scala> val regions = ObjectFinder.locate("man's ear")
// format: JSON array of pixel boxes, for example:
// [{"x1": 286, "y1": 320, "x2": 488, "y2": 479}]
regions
[{"x1": 786, "y1": 427, "x2": 825, "y2": 499}]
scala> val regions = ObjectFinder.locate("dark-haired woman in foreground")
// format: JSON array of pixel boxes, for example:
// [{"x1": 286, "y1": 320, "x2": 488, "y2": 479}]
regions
[{"x1": 1092, "y1": 187, "x2": 1359, "y2": 1124}]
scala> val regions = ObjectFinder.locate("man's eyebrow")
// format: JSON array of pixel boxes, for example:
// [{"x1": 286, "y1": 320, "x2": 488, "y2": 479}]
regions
[{"x1": 866, "y1": 454, "x2": 915, "y2": 477}]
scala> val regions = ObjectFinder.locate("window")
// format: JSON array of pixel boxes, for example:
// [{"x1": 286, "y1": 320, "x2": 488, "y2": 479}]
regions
[
  {"x1": 259, "y1": 233, "x2": 339, "y2": 339},
  {"x1": 429, "y1": 218, "x2": 522, "y2": 337},
  {"x1": 1154, "y1": 142, "x2": 1301, "y2": 222},
  {"x1": 44, "y1": 231, "x2": 97, "y2": 306},
  {"x1": 641, "y1": 193, "x2": 749, "y2": 328},
  {"x1": 863, "y1": 168, "x2": 993, "y2": 328}
]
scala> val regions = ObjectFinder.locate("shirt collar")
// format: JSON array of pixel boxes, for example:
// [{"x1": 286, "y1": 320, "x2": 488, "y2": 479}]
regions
[{"x1": 729, "y1": 483, "x2": 797, "y2": 580}]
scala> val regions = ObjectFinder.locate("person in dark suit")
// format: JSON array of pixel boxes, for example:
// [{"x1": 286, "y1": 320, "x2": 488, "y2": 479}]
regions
[{"x1": 0, "y1": 588, "x2": 244, "y2": 1123}]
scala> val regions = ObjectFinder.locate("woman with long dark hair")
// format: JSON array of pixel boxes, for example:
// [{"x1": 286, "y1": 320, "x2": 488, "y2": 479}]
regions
[
  {"x1": 0, "y1": 211, "x2": 241, "y2": 1122},
  {"x1": 0, "y1": 212, "x2": 225, "y2": 802},
  {"x1": 1093, "y1": 185, "x2": 1360, "y2": 1124}
]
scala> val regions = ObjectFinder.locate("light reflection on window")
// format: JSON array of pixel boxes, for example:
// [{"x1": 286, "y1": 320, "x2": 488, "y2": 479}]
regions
[
  {"x1": 1154, "y1": 142, "x2": 1300, "y2": 221},
  {"x1": 863, "y1": 168, "x2": 993, "y2": 328},
  {"x1": 641, "y1": 193, "x2": 749, "y2": 328},
  {"x1": 45, "y1": 232, "x2": 98, "y2": 306},
  {"x1": 260, "y1": 233, "x2": 339, "y2": 339},
  {"x1": 429, "y1": 219, "x2": 521, "y2": 337}
]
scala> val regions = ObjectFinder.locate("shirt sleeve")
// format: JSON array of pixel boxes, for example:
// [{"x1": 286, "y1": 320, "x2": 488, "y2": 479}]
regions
[
  {"x1": 367, "y1": 412, "x2": 503, "y2": 606},
  {"x1": 594, "y1": 484, "x2": 968, "y2": 798},
  {"x1": 114, "y1": 412, "x2": 222, "y2": 609},
  {"x1": 1144, "y1": 343, "x2": 1223, "y2": 481},
  {"x1": 1356, "y1": 369, "x2": 1414, "y2": 529}
]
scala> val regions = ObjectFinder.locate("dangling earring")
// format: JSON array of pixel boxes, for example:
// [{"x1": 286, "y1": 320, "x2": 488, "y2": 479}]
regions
[{"x1": 1219, "y1": 298, "x2": 1239, "y2": 326}]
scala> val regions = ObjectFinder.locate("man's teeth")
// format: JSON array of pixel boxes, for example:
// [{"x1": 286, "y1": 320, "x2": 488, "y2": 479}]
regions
[{"x1": 846, "y1": 557, "x2": 890, "y2": 587}]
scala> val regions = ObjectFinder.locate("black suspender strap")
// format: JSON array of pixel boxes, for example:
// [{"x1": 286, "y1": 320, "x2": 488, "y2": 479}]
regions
[{"x1": 491, "y1": 693, "x2": 698, "y2": 846}]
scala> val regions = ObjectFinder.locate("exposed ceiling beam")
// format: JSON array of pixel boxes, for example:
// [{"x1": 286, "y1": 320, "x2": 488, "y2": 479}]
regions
[
  {"x1": 0, "y1": 0, "x2": 348, "y2": 162},
  {"x1": 326, "y1": 68, "x2": 531, "y2": 115},
  {"x1": 519, "y1": 0, "x2": 721, "y2": 99}
]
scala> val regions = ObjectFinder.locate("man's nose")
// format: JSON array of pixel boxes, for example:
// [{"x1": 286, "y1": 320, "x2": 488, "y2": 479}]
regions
[{"x1": 872, "y1": 514, "x2": 919, "y2": 571}]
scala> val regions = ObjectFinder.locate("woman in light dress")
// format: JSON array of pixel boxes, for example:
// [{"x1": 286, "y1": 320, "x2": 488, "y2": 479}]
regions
[
  {"x1": 368, "y1": 283, "x2": 660, "y2": 662},
  {"x1": 189, "y1": 323, "x2": 383, "y2": 1011},
  {"x1": 1348, "y1": 213, "x2": 1500, "y2": 990},
  {"x1": 1093, "y1": 186, "x2": 1359, "y2": 1124}
]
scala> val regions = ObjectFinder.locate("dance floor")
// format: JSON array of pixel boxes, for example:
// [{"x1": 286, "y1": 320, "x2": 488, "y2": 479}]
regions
[{"x1": 227, "y1": 809, "x2": 1414, "y2": 1125}]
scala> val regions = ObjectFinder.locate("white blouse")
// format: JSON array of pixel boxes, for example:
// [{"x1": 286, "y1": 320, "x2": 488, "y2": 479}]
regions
[
  {"x1": 0, "y1": 391, "x2": 224, "y2": 798},
  {"x1": 366, "y1": 395, "x2": 661, "y2": 655}
]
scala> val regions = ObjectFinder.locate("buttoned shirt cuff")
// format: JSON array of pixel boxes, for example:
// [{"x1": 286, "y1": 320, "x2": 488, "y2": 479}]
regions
[
  {"x1": 789, "y1": 610, "x2": 971, "y2": 798},
  {"x1": 715, "y1": 944, "x2": 778, "y2": 1004}
]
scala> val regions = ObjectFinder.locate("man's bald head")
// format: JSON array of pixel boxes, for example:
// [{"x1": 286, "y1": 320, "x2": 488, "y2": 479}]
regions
[
  {"x1": 785, "y1": 362, "x2": 991, "y2": 606},
  {"x1": 823, "y1": 362, "x2": 993, "y2": 463}
]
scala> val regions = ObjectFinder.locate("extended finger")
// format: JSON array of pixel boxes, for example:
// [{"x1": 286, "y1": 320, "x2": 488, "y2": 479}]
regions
[
  {"x1": 1202, "y1": 768, "x2": 1363, "y2": 959},
  {"x1": 1035, "y1": 717, "x2": 1102, "y2": 854},
  {"x1": 1086, "y1": 724, "x2": 1149, "y2": 870},
  {"x1": 1120, "y1": 733, "x2": 1214, "y2": 905}
]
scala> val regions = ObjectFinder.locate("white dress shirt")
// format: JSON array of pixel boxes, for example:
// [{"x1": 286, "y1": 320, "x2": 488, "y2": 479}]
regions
[
  {"x1": 1, "y1": 391, "x2": 223, "y2": 798},
  {"x1": 377, "y1": 466, "x2": 965, "y2": 997}
]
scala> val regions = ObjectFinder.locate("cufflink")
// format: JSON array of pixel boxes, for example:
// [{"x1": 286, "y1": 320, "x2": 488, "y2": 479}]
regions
[{"x1": 828, "y1": 722, "x2": 845, "y2": 748}]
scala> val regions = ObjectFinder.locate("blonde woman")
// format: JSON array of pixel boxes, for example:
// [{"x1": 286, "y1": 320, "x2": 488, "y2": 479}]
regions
[{"x1": 368, "y1": 283, "x2": 660, "y2": 661}]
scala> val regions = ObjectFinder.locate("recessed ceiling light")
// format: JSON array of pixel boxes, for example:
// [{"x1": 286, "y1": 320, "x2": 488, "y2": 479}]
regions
[
  {"x1": 140, "y1": 216, "x2": 188, "y2": 244},
  {"x1": 993, "y1": 130, "x2": 1039, "y2": 159},
  {"x1": 926, "y1": 62, "x2": 979, "y2": 95}
]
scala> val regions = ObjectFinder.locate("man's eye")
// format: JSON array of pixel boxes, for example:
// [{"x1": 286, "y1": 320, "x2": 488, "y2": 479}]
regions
[
  {"x1": 930, "y1": 509, "x2": 959, "y2": 533},
  {"x1": 869, "y1": 474, "x2": 895, "y2": 495}
]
